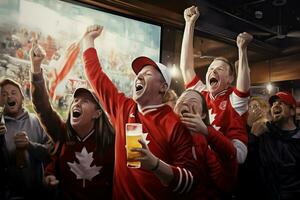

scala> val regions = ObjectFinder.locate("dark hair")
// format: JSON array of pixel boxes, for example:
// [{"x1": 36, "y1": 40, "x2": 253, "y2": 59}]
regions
[
  {"x1": 66, "y1": 97, "x2": 114, "y2": 155},
  {"x1": 182, "y1": 89, "x2": 210, "y2": 125}
]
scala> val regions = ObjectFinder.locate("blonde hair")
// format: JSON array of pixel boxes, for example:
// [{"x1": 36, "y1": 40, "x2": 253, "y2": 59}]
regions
[
  {"x1": 163, "y1": 89, "x2": 178, "y2": 103},
  {"x1": 250, "y1": 96, "x2": 269, "y2": 110}
]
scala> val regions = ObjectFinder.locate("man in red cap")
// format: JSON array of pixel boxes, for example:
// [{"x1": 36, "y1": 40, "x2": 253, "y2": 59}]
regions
[
  {"x1": 82, "y1": 25, "x2": 200, "y2": 199},
  {"x1": 240, "y1": 91, "x2": 300, "y2": 200}
]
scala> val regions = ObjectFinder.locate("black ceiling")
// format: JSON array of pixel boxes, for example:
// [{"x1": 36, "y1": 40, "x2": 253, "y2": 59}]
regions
[{"x1": 194, "y1": 0, "x2": 300, "y2": 57}]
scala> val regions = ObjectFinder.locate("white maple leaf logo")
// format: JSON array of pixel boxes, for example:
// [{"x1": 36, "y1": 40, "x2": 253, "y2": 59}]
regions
[
  {"x1": 208, "y1": 109, "x2": 221, "y2": 131},
  {"x1": 141, "y1": 132, "x2": 150, "y2": 145},
  {"x1": 67, "y1": 147, "x2": 102, "y2": 188}
]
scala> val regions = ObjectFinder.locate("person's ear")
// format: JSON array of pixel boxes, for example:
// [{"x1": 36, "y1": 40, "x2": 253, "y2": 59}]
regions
[
  {"x1": 159, "y1": 82, "x2": 168, "y2": 94},
  {"x1": 93, "y1": 109, "x2": 102, "y2": 119},
  {"x1": 290, "y1": 107, "x2": 296, "y2": 117}
]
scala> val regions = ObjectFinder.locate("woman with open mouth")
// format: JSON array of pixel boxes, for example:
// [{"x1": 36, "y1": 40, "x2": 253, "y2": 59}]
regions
[{"x1": 29, "y1": 42, "x2": 115, "y2": 200}]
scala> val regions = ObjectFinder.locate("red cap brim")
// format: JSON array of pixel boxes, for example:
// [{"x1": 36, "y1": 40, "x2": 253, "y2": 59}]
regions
[{"x1": 132, "y1": 56, "x2": 159, "y2": 75}]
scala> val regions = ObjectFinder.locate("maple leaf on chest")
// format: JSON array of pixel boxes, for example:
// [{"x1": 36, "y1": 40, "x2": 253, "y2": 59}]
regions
[{"x1": 67, "y1": 147, "x2": 102, "y2": 188}]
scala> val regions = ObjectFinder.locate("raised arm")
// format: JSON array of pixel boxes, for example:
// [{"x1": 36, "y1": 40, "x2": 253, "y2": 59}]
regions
[
  {"x1": 30, "y1": 42, "x2": 66, "y2": 142},
  {"x1": 82, "y1": 25, "x2": 128, "y2": 123},
  {"x1": 180, "y1": 6, "x2": 200, "y2": 85},
  {"x1": 236, "y1": 32, "x2": 253, "y2": 93}
]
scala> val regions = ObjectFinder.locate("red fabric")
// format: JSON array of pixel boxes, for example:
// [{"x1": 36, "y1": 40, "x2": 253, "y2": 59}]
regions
[
  {"x1": 186, "y1": 75, "x2": 248, "y2": 146},
  {"x1": 83, "y1": 48, "x2": 200, "y2": 200},
  {"x1": 31, "y1": 71, "x2": 114, "y2": 200},
  {"x1": 185, "y1": 75, "x2": 248, "y2": 195},
  {"x1": 49, "y1": 43, "x2": 80, "y2": 98},
  {"x1": 190, "y1": 132, "x2": 237, "y2": 200}
]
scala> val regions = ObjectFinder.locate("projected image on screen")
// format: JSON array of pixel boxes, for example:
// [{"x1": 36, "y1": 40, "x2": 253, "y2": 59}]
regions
[{"x1": 0, "y1": 0, "x2": 161, "y2": 118}]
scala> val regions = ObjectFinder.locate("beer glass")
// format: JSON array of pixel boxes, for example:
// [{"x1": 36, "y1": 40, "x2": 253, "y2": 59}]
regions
[{"x1": 126, "y1": 123, "x2": 142, "y2": 168}]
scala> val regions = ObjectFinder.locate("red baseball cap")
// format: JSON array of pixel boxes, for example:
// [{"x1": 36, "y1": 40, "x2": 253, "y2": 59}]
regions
[
  {"x1": 269, "y1": 91, "x2": 297, "y2": 108},
  {"x1": 132, "y1": 56, "x2": 171, "y2": 89}
]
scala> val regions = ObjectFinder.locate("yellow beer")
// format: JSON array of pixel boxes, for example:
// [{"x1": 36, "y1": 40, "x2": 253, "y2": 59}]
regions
[{"x1": 125, "y1": 123, "x2": 143, "y2": 168}]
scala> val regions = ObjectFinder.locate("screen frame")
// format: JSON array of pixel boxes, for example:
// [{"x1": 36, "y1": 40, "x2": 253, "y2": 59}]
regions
[{"x1": 62, "y1": 0, "x2": 163, "y2": 63}]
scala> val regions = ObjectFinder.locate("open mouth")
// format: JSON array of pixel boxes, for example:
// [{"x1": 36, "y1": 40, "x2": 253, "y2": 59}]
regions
[
  {"x1": 181, "y1": 109, "x2": 189, "y2": 116},
  {"x1": 273, "y1": 110, "x2": 281, "y2": 115},
  {"x1": 7, "y1": 101, "x2": 16, "y2": 107},
  {"x1": 135, "y1": 83, "x2": 144, "y2": 92},
  {"x1": 72, "y1": 110, "x2": 82, "y2": 118},
  {"x1": 209, "y1": 77, "x2": 218, "y2": 87}
]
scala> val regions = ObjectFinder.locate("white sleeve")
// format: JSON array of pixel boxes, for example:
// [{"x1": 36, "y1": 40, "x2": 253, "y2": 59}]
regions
[
  {"x1": 232, "y1": 139, "x2": 248, "y2": 164},
  {"x1": 229, "y1": 92, "x2": 249, "y2": 116}
]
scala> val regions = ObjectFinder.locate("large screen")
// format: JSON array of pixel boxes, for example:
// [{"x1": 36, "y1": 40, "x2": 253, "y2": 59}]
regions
[{"x1": 0, "y1": 0, "x2": 161, "y2": 117}]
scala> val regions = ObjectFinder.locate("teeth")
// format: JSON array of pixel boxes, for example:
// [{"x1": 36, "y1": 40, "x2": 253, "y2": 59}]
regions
[
  {"x1": 73, "y1": 108, "x2": 80, "y2": 112},
  {"x1": 136, "y1": 83, "x2": 143, "y2": 87}
]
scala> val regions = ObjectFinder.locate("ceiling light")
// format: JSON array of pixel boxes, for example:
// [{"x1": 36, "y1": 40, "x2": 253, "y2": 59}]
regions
[{"x1": 266, "y1": 83, "x2": 273, "y2": 93}]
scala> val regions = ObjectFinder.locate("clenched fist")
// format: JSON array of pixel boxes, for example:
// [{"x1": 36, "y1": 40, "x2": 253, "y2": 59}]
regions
[
  {"x1": 14, "y1": 131, "x2": 29, "y2": 149},
  {"x1": 184, "y1": 6, "x2": 200, "y2": 24},
  {"x1": 45, "y1": 175, "x2": 59, "y2": 187},
  {"x1": 0, "y1": 122, "x2": 6, "y2": 135},
  {"x1": 84, "y1": 25, "x2": 103, "y2": 41},
  {"x1": 30, "y1": 41, "x2": 46, "y2": 73},
  {"x1": 237, "y1": 32, "x2": 253, "y2": 50}
]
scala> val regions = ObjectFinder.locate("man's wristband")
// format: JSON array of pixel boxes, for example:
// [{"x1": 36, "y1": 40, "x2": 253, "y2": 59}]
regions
[{"x1": 151, "y1": 158, "x2": 160, "y2": 171}]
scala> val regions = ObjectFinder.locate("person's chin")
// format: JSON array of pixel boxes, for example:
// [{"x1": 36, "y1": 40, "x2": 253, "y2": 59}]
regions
[
  {"x1": 272, "y1": 115, "x2": 282, "y2": 122},
  {"x1": 133, "y1": 91, "x2": 145, "y2": 102},
  {"x1": 6, "y1": 108, "x2": 19, "y2": 115},
  {"x1": 71, "y1": 118, "x2": 81, "y2": 127}
]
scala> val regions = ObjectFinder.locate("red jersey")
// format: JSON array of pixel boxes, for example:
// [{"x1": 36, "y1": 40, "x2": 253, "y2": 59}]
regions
[
  {"x1": 31, "y1": 72, "x2": 114, "y2": 200},
  {"x1": 191, "y1": 132, "x2": 237, "y2": 200},
  {"x1": 45, "y1": 133, "x2": 114, "y2": 200},
  {"x1": 186, "y1": 76, "x2": 248, "y2": 156},
  {"x1": 83, "y1": 48, "x2": 199, "y2": 200},
  {"x1": 186, "y1": 75, "x2": 248, "y2": 195}
]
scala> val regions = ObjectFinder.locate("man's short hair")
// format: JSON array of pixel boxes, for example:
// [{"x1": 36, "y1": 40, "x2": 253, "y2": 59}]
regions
[{"x1": 213, "y1": 57, "x2": 235, "y2": 77}]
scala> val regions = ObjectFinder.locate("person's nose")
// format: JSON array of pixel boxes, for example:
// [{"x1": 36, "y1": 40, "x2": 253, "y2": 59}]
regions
[
  {"x1": 136, "y1": 73, "x2": 143, "y2": 80},
  {"x1": 272, "y1": 101, "x2": 280, "y2": 107}
]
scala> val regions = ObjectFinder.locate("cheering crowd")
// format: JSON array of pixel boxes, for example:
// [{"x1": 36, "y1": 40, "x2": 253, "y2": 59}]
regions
[{"x1": 0, "y1": 5, "x2": 299, "y2": 200}]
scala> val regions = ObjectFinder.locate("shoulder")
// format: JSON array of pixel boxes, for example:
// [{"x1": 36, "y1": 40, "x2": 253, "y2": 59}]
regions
[{"x1": 27, "y1": 112, "x2": 41, "y2": 122}]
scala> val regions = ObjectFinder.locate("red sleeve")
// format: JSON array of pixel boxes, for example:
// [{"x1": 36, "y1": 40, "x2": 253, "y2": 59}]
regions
[
  {"x1": 224, "y1": 114, "x2": 248, "y2": 145},
  {"x1": 83, "y1": 48, "x2": 128, "y2": 124},
  {"x1": 168, "y1": 124, "x2": 200, "y2": 194},
  {"x1": 44, "y1": 155, "x2": 57, "y2": 177},
  {"x1": 206, "y1": 149, "x2": 237, "y2": 192},
  {"x1": 185, "y1": 75, "x2": 201, "y2": 89},
  {"x1": 206, "y1": 126, "x2": 237, "y2": 161},
  {"x1": 233, "y1": 87, "x2": 250, "y2": 98},
  {"x1": 191, "y1": 133, "x2": 237, "y2": 193}
]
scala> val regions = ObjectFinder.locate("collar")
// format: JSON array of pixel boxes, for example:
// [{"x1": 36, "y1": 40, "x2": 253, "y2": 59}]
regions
[
  {"x1": 209, "y1": 89, "x2": 228, "y2": 100},
  {"x1": 137, "y1": 103, "x2": 166, "y2": 115},
  {"x1": 4, "y1": 108, "x2": 28, "y2": 121},
  {"x1": 76, "y1": 129, "x2": 95, "y2": 142}
]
